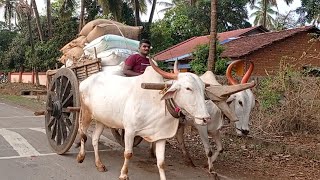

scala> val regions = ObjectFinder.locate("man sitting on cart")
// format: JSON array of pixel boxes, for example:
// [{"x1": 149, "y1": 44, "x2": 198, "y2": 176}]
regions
[{"x1": 123, "y1": 39, "x2": 151, "y2": 76}]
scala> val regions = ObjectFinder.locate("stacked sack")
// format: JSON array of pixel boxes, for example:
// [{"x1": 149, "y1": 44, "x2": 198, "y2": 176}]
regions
[
  {"x1": 59, "y1": 19, "x2": 142, "y2": 65},
  {"x1": 83, "y1": 34, "x2": 139, "y2": 66}
]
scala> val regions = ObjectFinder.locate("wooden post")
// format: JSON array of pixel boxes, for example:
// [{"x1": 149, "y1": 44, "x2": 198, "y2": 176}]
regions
[
  {"x1": 31, "y1": 69, "x2": 35, "y2": 84},
  {"x1": 19, "y1": 71, "x2": 23, "y2": 83},
  {"x1": 7, "y1": 72, "x2": 11, "y2": 83}
]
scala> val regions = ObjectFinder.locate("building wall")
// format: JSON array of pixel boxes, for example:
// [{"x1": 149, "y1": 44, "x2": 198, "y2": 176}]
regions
[
  {"x1": 240, "y1": 32, "x2": 320, "y2": 76},
  {"x1": 10, "y1": 72, "x2": 47, "y2": 86}
]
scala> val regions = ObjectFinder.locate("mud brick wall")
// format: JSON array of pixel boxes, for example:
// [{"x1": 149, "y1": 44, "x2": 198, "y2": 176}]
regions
[{"x1": 240, "y1": 32, "x2": 320, "y2": 76}]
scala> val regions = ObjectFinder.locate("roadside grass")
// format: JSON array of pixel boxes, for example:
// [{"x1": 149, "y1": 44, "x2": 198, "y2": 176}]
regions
[{"x1": 0, "y1": 94, "x2": 45, "y2": 112}]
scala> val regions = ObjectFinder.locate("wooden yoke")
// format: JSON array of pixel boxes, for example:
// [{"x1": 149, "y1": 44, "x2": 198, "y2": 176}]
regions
[{"x1": 141, "y1": 83, "x2": 210, "y2": 90}]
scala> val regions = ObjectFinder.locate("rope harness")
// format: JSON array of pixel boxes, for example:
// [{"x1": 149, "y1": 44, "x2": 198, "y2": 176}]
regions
[{"x1": 159, "y1": 84, "x2": 186, "y2": 123}]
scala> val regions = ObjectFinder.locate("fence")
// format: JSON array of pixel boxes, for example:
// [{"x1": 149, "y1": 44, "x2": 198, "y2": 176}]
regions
[{"x1": 8, "y1": 72, "x2": 47, "y2": 86}]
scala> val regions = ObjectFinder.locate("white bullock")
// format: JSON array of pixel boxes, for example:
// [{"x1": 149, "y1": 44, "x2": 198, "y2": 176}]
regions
[
  {"x1": 76, "y1": 60, "x2": 211, "y2": 180},
  {"x1": 175, "y1": 60, "x2": 255, "y2": 173}
]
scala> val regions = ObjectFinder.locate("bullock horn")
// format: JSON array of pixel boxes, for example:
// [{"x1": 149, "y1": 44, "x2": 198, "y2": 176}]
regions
[
  {"x1": 173, "y1": 60, "x2": 179, "y2": 74},
  {"x1": 226, "y1": 60, "x2": 243, "y2": 85},
  {"x1": 241, "y1": 61, "x2": 254, "y2": 84},
  {"x1": 149, "y1": 59, "x2": 178, "y2": 80}
]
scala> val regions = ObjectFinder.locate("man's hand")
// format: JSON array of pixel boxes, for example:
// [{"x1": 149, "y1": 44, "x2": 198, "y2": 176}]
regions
[{"x1": 123, "y1": 64, "x2": 141, "y2": 77}]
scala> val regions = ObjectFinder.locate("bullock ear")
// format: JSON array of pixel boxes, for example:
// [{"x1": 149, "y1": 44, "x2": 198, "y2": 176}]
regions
[{"x1": 161, "y1": 85, "x2": 179, "y2": 100}]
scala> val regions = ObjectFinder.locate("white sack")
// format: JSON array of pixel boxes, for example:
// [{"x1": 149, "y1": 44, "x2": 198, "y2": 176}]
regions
[{"x1": 83, "y1": 34, "x2": 139, "y2": 54}]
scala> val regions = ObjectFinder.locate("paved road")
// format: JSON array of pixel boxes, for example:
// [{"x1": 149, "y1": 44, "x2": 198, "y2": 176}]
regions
[{"x1": 0, "y1": 101, "x2": 232, "y2": 180}]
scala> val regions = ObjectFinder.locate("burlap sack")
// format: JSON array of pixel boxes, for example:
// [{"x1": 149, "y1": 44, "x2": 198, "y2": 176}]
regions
[
  {"x1": 60, "y1": 36, "x2": 88, "y2": 53},
  {"x1": 60, "y1": 42, "x2": 73, "y2": 53},
  {"x1": 64, "y1": 46, "x2": 84, "y2": 61},
  {"x1": 59, "y1": 54, "x2": 68, "y2": 64},
  {"x1": 86, "y1": 23, "x2": 142, "y2": 42},
  {"x1": 71, "y1": 35, "x2": 87, "y2": 47},
  {"x1": 79, "y1": 19, "x2": 124, "y2": 36}
]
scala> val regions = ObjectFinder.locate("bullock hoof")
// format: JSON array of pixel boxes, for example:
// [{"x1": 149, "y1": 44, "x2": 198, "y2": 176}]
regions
[
  {"x1": 210, "y1": 172, "x2": 220, "y2": 180},
  {"x1": 209, "y1": 167, "x2": 217, "y2": 175},
  {"x1": 96, "y1": 165, "x2": 107, "y2": 172},
  {"x1": 76, "y1": 154, "x2": 85, "y2": 163},
  {"x1": 119, "y1": 175, "x2": 129, "y2": 180}
]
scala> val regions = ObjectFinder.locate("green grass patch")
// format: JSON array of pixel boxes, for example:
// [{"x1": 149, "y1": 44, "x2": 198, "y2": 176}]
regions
[{"x1": 0, "y1": 94, "x2": 45, "y2": 112}]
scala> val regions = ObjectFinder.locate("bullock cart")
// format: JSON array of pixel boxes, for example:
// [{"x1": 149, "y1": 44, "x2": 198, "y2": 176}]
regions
[{"x1": 43, "y1": 56, "x2": 143, "y2": 154}]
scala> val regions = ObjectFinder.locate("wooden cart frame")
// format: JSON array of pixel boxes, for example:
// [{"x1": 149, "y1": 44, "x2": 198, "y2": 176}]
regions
[{"x1": 44, "y1": 58, "x2": 142, "y2": 154}]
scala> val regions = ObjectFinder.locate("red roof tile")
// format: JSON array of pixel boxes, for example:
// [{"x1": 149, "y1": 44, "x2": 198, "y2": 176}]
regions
[
  {"x1": 221, "y1": 26, "x2": 317, "y2": 58},
  {"x1": 154, "y1": 26, "x2": 267, "y2": 61}
]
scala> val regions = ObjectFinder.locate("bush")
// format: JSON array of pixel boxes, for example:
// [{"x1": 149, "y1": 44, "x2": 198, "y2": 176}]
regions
[
  {"x1": 253, "y1": 60, "x2": 320, "y2": 135},
  {"x1": 190, "y1": 44, "x2": 228, "y2": 75}
]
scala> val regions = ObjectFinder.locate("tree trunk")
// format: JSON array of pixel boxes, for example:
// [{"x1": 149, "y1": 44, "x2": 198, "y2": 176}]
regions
[
  {"x1": 207, "y1": 0, "x2": 217, "y2": 71},
  {"x1": 79, "y1": 0, "x2": 85, "y2": 33},
  {"x1": 35, "y1": 68, "x2": 40, "y2": 86},
  {"x1": 47, "y1": 0, "x2": 52, "y2": 38},
  {"x1": 31, "y1": 0, "x2": 43, "y2": 42},
  {"x1": 148, "y1": 0, "x2": 157, "y2": 25},
  {"x1": 262, "y1": 0, "x2": 267, "y2": 28},
  {"x1": 134, "y1": 0, "x2": 141, "y2": 26},
  {"x1": 27, "y1": 12, "x2": 38, "y2": 86}
]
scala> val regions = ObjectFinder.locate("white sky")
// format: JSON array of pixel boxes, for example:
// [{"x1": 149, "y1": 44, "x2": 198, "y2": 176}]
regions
[{"x1": 0, "y1": 0, "x2": 302, "y2": 26}]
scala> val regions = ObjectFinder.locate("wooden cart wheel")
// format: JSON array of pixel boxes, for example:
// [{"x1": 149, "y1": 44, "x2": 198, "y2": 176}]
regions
[
  {"x1": 45, "y1": 68, "x2": 80, "y2": 154},
  {"x1": 111, "y1": 128, "x2": 143, "y2": 147}
]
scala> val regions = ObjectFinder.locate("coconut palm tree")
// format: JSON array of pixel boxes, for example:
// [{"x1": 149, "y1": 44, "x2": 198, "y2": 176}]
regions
[
  {"x1": 249, "y1": 0, "x2": 293, "y2": 28},
  {"x1": 59, "y1": 0, "x2": 77, "y2": 19},
  {"x1": 0, "y1": 0, "x2": 16, "y2": 30},
  {"x1": 97, "y1": 0, "x2": 123, "y2": 21},
  {"x1": 31, "y1": 0, "x2": 43, "y2": 41},
  {"x1": 250, "y1": 0, "x2": 278, "y2": 29},
  {"x1": 148, "y1": 0, "x2": 157, "y2": 25},
  {"x1": 207, "y1": 0, "x2": 217, "y2": 71},
  {"x1": 157, "y1": 0, "x2": 198, "y2": 13},
  {"x1": 79, "y1": 0, "x2": 85, "y2": 33},
  {"x1": 47, "y1": 0, "x2": 52, "y2": 38},
  {"x1": 124, "y1": 0, "x2": 149, "y2": 26}
]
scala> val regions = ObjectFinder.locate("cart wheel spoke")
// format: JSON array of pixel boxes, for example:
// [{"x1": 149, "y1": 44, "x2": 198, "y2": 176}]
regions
[
  {"x1": 51, "y1": 118, "x2": 57, "y2": 140},
  {"x1": 48, "y1": 116, "x2": 55, "y2": 129},
  {"x1": 60, "y1": 116, "x2": 68, "y2": 142},
  {"x1": 62, "y1": 93, "x2": 73, "y2": 107},
  {"x1": 61, "y1": 79, "x2": 70, "y2": 100},
  {"x1": 63, "y1": 114, "x2": 73, "y2": 131}
]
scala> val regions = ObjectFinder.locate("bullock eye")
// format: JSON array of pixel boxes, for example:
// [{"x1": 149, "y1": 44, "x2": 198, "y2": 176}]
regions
[
  {"x1": 238, "y1": 101, "x2": 243, "y2": 106},
  {"x1": 186, "y1": 87, "x2": 192, "y2": 91}
]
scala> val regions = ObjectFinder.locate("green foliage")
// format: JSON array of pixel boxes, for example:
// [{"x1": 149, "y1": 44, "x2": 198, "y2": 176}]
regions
[
  {"x1": 215, "y1": 58, "x2": 228, "y2": 75},
  {"x1": 190, "y1": 44, "x2": 209, "y2": 75},
  {"x1": 119, "y1": 2, "x2": 135, "y2": 26},
  {"x1": 296, "y1": 0, "x2": 320, "y2": 26},
  {"x1": 1, "y1": 34, "x2": 28, "y2": 71},
  {"x1": 25, "y1": 40, "x2": 62, "y2": 71},
  {"x1": 258, "y1": 77, "x2": 282, "y2": 110},
  {"x1": 150, "y1": 4, "x2": 205, "y2": 53},
  {"x1": 257, "y1": 60, "x2": 300, "y2": 110},
  {"x1": 189, "y1": 44, "x2": 228, "y2": 75},
  {"x1": 0, "y1": 29, "x2": 17, "y2": 52},
  {"x1": 150, "y1": 0, "x2": 251, "y2": 54},
  {"x1": 2, "y1": 15, "x2": 78, "y2": 72}
]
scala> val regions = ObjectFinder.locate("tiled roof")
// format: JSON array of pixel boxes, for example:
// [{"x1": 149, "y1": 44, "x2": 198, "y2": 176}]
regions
[
  {"x1": 154, "y1": 26, "x2": 267, "y2": 61},
  {"x1": 221, "y1": 26, "x2": 318, "y2": 58}
]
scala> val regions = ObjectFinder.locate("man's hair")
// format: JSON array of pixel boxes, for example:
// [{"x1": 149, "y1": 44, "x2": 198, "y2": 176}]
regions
[{"x1": 139, "y1": 39, "x2": 151, "y2": 47}]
